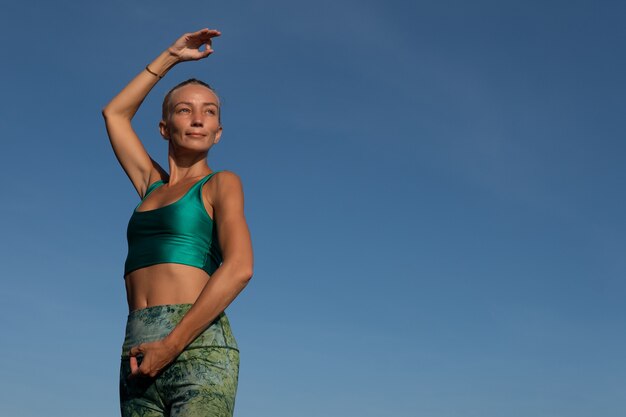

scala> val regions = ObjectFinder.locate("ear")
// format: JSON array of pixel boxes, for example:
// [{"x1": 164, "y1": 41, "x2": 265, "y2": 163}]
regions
[
  {"x1": 159, "y1": 120, "x2": 169, "y2": 140},
  {"x1": 213, "y1": 126, "x2": 223, "y2": 144}
]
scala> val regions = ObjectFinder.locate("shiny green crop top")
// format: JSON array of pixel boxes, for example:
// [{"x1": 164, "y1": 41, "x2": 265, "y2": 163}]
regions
[{"x1": 124, "y1": 172, "x2": 223, "y2": 278}]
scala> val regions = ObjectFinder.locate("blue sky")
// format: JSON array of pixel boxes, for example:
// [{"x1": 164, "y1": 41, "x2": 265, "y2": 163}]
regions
[{"x1": 1, "y1": 1, "x2": 625, "y2": 416}]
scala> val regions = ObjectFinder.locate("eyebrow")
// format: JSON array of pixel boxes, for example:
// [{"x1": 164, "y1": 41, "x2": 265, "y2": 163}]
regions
[{"x1": 174, "y1": 101, "x2": 219, "y2": 108}]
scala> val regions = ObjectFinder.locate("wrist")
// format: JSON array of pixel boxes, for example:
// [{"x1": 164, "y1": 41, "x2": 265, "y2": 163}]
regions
[
  {"x1": 163, "y1": 333, "x2": 186, "y2": 356},
  {"x1": 146, "y1": 50, "x2": 181, "y2": 80},
  {"x1": 145, "y1": 65, "x2": 163, "y2": 79},
  {"x1": 167, "y1": 46, "x2": 183, "y2": 60}
]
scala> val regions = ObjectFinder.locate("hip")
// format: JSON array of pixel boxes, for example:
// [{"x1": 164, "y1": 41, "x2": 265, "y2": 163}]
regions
[{"x1": 121, "y1": 303, "x2": 239, "y2": 359}]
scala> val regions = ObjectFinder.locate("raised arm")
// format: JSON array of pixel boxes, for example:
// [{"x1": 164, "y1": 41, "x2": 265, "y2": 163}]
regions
[{"x1": 102, "y1": 28, "x2": 221, "y2": 198}]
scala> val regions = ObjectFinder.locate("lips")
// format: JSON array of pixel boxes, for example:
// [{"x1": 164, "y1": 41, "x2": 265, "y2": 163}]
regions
[{"x1": 186, "y1": 132, "x2": 206, "y2": 137}]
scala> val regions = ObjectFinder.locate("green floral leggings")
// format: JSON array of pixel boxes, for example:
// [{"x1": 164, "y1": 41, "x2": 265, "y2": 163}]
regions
[{"x1": 119, "y1": 304, "x2": 239, "y2": 417}]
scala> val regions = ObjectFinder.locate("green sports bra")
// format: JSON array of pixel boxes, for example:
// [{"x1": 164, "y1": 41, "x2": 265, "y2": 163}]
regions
[{"x1": 124, "y1": 172, "x2": 223, "y2": 278}]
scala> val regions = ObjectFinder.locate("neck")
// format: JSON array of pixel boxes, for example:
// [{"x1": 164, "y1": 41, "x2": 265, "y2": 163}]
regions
[{"x1": 166, "y1": 143, "x2": 211, "y2": 185}]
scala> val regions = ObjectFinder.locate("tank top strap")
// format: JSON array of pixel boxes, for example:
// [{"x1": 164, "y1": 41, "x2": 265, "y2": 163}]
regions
[
  {"x1": 198, "y1": 171, "x2": 222, "y2": 187},
  {"x1": 143, "y1": 180, "x2": 165, "y2": 200},
  {"x1": 192, "y1": 171, "x2": 222, "y2": 204}
]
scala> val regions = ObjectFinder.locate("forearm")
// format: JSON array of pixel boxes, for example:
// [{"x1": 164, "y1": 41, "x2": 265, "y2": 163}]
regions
[
  {"x1": 165, "y1": 262, "x2": 252, "y2": 352},
  {"x1": 102, "y1": 50, "x2": 180, "y2": 119}
]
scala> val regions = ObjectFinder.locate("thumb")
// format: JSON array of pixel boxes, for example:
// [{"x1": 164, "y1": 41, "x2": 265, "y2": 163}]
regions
[
  {"x1": 129, "y1": 345, "x2": 144, "y2": 375},
  {"x1": 129, "y1": 344, "x2": 144, "y2": 357}
]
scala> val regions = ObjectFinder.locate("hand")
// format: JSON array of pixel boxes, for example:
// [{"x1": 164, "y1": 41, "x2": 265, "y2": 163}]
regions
[
  {"x1": 128, "y1": 338, "x2": 181, "y2": 378},
  {"x1": 168, "y1": 28, "x2": 221, "y2": 62}
]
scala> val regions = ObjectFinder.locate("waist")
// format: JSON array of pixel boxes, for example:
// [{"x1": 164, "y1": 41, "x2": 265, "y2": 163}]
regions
[
  {"x1": 125, "y1": 263, "x2": 211, "y2": 310},
  {"x1": 121, "y1": 304, "x2": 238, "y2": 358}
]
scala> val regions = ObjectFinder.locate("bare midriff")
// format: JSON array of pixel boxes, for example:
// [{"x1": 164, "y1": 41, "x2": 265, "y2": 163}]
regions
[{"x1": 124, "y1": 263, "x2": 210, "y2": 311}]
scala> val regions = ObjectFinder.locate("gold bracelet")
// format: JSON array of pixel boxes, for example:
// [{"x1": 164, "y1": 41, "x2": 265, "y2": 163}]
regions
[{"x1": 145, "y1": 65, "x2": 163, "y2": 79}]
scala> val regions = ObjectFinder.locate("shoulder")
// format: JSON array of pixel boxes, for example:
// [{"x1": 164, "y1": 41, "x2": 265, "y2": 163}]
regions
[
  {"x1": 212, "y1": 170, "x2": 243, "y2": 186},
  {"x1": 209, "y1": 170, "x2": 244, "y2": 194},
  {"x1": 204, "y1": 170, "x2": 245, "y2": 207}
]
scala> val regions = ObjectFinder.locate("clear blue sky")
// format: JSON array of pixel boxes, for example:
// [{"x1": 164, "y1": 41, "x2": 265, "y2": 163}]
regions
[{"x1": 1, "y1": 1, "x2": 625, "y2": 416}]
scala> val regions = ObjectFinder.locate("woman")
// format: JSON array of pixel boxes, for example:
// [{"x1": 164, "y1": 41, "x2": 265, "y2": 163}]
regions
[{"x1": 102, "y1": 28, "x2": 253, "y2": 417}]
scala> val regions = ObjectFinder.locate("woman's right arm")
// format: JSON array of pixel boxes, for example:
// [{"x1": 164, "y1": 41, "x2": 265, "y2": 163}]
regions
[{"x1": 102, "y1": 28, "x2": 221, "y2": 198}]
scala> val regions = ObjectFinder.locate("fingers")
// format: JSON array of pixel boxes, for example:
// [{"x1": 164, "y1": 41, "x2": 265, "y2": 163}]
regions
[
  {"x1": 128, "y1": 345, "x2": 145, "y2": 377},
  {"x1": 201, "y1": 28, "x2": 221, "y2": 37},
  {"x1": 129, "y1": 355, "x2": 139, "y2": 374},
  {"x1": 129, "y1": 344, "x2": 144, "y2": 358},
  {"x1": 129, "y1": 359, "x2": 159, "y2": 379},
  {"x1": 129, "y1": 358, "x2": 149, "y2": 379},
  {"x1": 127, "y1": 343, "x2": 163, "y2": 379},
  {"x1": 170, "y1": 27, "x2": 220, "y2": 62},
  {"x1": 188, "y1": 28, "x2": 221, "y2": 39},
  {"x1": 200, "y1": 39, "x2": 214, "y2": 57},
  {"x1": 186, "y1": 41, "x2": 216, "y2": 60}
]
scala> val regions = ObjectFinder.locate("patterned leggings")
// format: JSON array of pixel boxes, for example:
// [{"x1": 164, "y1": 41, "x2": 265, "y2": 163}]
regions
[{"x1": 119, "y1": 304, "x2": 240, "y2": 417}]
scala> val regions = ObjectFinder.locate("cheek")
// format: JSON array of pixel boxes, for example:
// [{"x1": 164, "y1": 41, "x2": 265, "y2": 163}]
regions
[
  {"x1": 207, "y1": 119, "x2": 221, "y2": 130},
  {"x1": 166, "y1": 118, "x2": 186, "y2": 133}
]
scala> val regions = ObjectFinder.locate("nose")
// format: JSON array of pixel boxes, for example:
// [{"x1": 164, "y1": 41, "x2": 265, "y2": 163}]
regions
[{"x1": 191, "y1": 110, "x2": 204, "y2": 127}]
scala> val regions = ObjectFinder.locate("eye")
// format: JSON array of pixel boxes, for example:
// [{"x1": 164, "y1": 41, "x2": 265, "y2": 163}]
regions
[
  {"x1": 176, "y1": 107, "x2": 191, "y2": 114},
  {"x1": 206, "y1": 108, "x2": 217, "y2": 115}
]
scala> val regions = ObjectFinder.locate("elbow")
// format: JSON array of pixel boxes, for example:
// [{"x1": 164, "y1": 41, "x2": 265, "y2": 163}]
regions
[
  {"x1": 226, "y1": 261, "x2": 253, "y2": 284},
  {"x1": 101, "y1": 106, "x2": 112, "y2": 120},
  {"x1": 101, "y1": 104, "x2": 127, "y2": 120},
  {"x1": 221, "y1": 255, "x2": 253, "y2": 284},
  {"x1": 239, "y1": 266, "x2": 254, "y2": 284}
]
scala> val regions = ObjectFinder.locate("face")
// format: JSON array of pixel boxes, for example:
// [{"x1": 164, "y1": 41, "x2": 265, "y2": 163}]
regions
[{"x1": 159, "y1": 84, "x2": 222, "y2": 152}]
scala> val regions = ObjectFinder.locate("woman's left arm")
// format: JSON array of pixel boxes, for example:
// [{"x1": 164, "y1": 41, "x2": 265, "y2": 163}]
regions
[{"x1": 129, "y1": 171, "x2": 253, "y2": 377}]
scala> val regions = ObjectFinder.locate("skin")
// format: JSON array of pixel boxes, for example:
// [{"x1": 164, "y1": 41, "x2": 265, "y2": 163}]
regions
[{"x1": 102, "y1": 28, "x2": 253, "y2": 379}]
